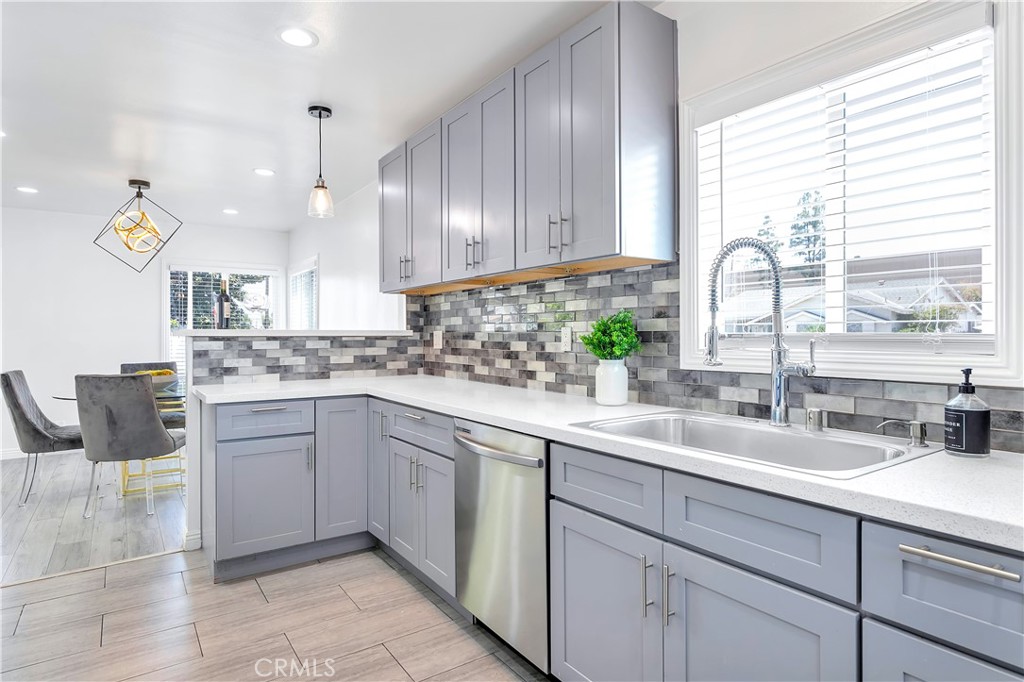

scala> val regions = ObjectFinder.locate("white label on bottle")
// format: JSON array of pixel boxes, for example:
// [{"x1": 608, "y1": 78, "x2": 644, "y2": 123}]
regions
[
  {"x1": 944, "y1": 408, "x2": 965, "y2": 450},
  {"x1": 223, "y1": 303, "x2": 230, "y2": 318}
]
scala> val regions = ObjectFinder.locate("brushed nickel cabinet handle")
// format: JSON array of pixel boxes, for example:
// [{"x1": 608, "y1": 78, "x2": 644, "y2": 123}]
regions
[
  {"x1": 417, "y1": 463, "x2": 425, "y2": 490},
  {"x1": 547, "y1": 214, "x2": 559, "y2": 253},
  {"x1": 899, "y1": 544, "x2": 1021, "y2": 581},
  {"x1": 380, "y1": 412, "x2": 387, "y2": 441},
  {"x1": 250, "y1": 406, "x2": 287, "y2": 413},
  {"x1": 409, "y1": 456, "x2": 416, "y2": 490},
  {"x1": 403, "y1": 412, "x2": 425, "y2": 421},
  {"x1": 662, "y1": 564, "x2": 676, "y2": 626},
  {"x1": 306, "y1": 443, "x2": 313, "y2": 471},
  {"x1": 640, "y1": 554, "x2": 654, "y2": 618}
]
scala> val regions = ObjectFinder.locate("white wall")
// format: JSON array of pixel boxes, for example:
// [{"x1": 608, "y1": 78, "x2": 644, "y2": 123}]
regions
[
  {"x1": 288, "y1": 181, "x2": 406, "y2": 331},
  {"x1": 0, "y1": 206, "x2": 289, "y2": 455},
  {"x1": 658, "y1": 1, "x2": 917, "y2": 101}
]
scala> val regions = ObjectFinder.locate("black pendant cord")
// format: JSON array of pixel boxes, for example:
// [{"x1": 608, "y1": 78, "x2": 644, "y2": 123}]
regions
[{"x1": 318, "y1": 114, "x2": 323, "y2": 181}]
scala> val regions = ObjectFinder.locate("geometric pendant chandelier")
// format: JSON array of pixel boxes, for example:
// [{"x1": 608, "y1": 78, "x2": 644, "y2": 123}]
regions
[{"x1": 93, "y1": 179, "x2": 183, "y2": 273}]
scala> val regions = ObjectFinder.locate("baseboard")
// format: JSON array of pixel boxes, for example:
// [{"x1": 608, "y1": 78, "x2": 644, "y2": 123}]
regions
[
  {"x1": 211, "y1": 532, "x2": 375, "y2": 582},
  {"x1": 183, "y1": 529, "x2": 202, "y2": 551}
]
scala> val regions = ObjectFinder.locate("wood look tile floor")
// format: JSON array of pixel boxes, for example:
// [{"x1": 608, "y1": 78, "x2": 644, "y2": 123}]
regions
[
  {"x1": 1, "y1": 452, "x2": 186, "y2": 584},
  {"x1": 0, "y1": 548, "x2": 546, "y2": 682}
]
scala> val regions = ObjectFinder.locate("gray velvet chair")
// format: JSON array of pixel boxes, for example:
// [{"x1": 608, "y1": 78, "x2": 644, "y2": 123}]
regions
[
  {"x1": 1, "y1": 370, "x2": 85, "y2": 507},
  {"x1": 75, "y1": 374, "x2": 186, "y2": 518},
  {"x1": 119, "y1": 362, "x2": 185, "y2": 429}
]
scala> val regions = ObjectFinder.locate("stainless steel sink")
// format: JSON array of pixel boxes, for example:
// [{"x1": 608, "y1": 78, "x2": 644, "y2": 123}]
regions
[{"x1": 574, "y1": 411, "x2": 940, "y2": 479}]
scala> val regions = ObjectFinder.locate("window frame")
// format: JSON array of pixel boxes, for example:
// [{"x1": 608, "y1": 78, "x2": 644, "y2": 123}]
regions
[
  {"x1": 288, "y1": 255, "x2": 320, "y2": 330},
  {"x1": 160, "y1": 258, "x2": 286, "y2": 362},
  {"x1": 679, "y1": 0, "x2": 1023, "y2": 387}
]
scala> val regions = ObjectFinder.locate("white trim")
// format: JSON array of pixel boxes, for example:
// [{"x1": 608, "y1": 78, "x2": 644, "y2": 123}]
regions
[{"x1": 679, "y1": 0, "x2": 1023, "y2": 387}]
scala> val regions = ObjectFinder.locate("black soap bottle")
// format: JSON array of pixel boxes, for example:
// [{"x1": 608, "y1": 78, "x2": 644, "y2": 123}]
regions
[{"x1": 944, "y1": 368, "x2": 991, "y2": 457}]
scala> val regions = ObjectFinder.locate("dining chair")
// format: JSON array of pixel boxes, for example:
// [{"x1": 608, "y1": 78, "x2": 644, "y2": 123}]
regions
[
  {"x1": 1, "y1": 370, "x2": 85, "y2": 507},
  {"x1": 119, "y1": 362, "x2": 185, "y2": 496},
  {"x1": 75, "y1": 374, "x2": 186, "y2": 517}
]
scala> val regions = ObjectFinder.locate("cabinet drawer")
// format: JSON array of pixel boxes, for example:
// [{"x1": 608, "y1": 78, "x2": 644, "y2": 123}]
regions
[
  {"x1": 551, "y1": 444, "x2": 662, "y2": 532},
  {"x1": 862, "y1": 522, "x2": 1024, "y2": 670},
  {"x1": 216, "y1": 400, "x2": 314, "y2": 441},
  {"x1": 389, "y1": 405, "x2": 454, "y2": 458},
  {"x1": 863, "y1": 619, "x2": 1022, "y2": 682},
  {"x1": 663, "y1": 472, "x2": 858, "y2": 603}
]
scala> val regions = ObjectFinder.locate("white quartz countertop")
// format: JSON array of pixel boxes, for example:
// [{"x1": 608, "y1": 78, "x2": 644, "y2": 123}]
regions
[{"x1": 193, "y1": 375, "x2": 1024, "y2": 552}]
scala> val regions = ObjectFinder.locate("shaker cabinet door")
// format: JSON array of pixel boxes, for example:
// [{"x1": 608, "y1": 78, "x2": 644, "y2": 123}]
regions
[
  {"x1": 416, "y1": 449, "x2": 456, "y2": 596},
  {"x1": 405, "y1": 119, "x2": 443, "y2": 288},
  {"x1": 389, "y1": 438, "x2": 419, "y2": 566},
  {"x1": 442, "y1": 96, "x2": 481, "y2": 282},
  {"x1": 314, "y1": 398, "x2": 367, "y2": 541},
  {"x1": 379, "y1": 143, "x2": 408, "y2": 293},
  {"x1": 367, "y1": 399, "x2": 391, "y2": 543}
]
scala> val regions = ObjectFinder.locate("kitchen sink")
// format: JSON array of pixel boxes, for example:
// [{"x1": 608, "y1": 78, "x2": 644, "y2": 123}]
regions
[{"x1": 574, "y1": 411, "x2": 941, "y2": 479}]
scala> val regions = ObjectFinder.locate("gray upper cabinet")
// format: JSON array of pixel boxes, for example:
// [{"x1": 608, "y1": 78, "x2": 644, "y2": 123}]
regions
[
  {"x1": 515, "y1": 3, "x2": 676, "y2": 270},
  {"x1": 663, "y1": 543, "x2": 859, "y2": 682},
  {"x1": 863, "y1": 619, "x2": 1023, "y2": 682},
  {"x1": 216, "y1": 434, "x2": 315, "y2": 560},
  {"x1": 515, "y1": 38, "x2": 561, "y2": 270},
  {"x1": 379, "y1": 143, "x2": 407, "y2": 293},
  {"x1": 367, "y1": 399, "x2": 391, "y2": 543},
  {"x1": 314, "y1": 398, "x2": 368, "y2": 541},
  {"x1": 442, "y1": 69, "x2": 515, "y2": 281},
  {"x1": 389, "y1": 438, "x2": 419, "y2": 566},
  {"x1": 406, "y1": 120, "x2": 443, "y2": 288},
  {"x1": 416, "y1": 449, "x2": 456, "y2": 595},
  {"x1": 557, "y1": 4, "x2": 617, "y2": 263},
  {"x1": 551, "y1": 500, "x2": 664, "y2": 682}
]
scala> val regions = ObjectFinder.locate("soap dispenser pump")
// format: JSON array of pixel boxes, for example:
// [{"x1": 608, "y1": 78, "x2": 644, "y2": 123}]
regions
[{"x1": 944, "y1": 368, "x2": 991, "y2": 457}]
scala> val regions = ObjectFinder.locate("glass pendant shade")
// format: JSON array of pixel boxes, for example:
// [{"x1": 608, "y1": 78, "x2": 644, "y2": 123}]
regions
[{"x1": 308, "y1": 177, "x2": 334, "y2": 218}]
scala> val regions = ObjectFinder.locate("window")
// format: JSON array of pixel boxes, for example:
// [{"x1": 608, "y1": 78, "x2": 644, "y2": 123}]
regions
[
  {"x1": 165, "y1": 264, "x2": 282, "y2": 375},
  {"x1": 288, "y1": 258, "x2": 319, "y2": 330},
  {"x1": 681, "y1": 2, "x2": 1022, "y2": 385}
]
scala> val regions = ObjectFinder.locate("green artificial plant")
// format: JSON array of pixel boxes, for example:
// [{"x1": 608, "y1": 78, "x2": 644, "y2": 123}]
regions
[{"x1": 580, "y1": 309, "x2": 642, "y2": 360}]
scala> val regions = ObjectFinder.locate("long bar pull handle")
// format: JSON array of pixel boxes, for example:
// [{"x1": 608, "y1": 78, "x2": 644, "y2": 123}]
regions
[
  {"x1": 640, "y1": 554, "x2": 654, "y2": 618},
  {"x1": 306, "y1": 443, "x2": 313, "y2": 471},
  {"x1": 471, "y1": 236, "x2": 481, "y2": 266},
  {"x1": 403, "y1": 412, "x2": 425, "y2": 421},
  {"x1": 662, "y1": 565, "x2": 676, "y2": 626},
  {"x1": 559, "y1": 212, "x2": 571, "y2": 249},
  {"x1": 417, "y1": 463, "x2": 425, "y2": 490},
  {"x1": 899, "y1": 544, "x2": 1021, "y2": 582},
  {"x1": 409, "y1": 456, "x2": 416, "y2": 490},
  {"x1": 465, "y1": 238, "x2": 473, "y2": 270},
  {"x1": 398, "y1": 256, "x2": 405, "y2": 282},
  {"x1": 380, "y1": 412, "x2": 387, "y2": 441},
  {"x1": 250, "y1": 406, "x2": 288, "y2": 413},
  {"x1": 547, "y1": 214, "x2": 559, "y2": 253}
]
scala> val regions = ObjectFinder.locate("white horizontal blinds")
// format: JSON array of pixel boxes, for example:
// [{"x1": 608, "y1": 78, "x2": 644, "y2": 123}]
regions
[
  {"x1": 288, "y1": 267, "x2": 318, "y2": 330},
  {"x1": 696, "y1": 28, "x2": 994, "y2": 341}
]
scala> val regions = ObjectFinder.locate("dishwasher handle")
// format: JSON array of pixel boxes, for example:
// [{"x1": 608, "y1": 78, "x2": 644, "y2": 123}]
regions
[{"x1": 453, "y1": 432, "x2": 545, "y2": 468}]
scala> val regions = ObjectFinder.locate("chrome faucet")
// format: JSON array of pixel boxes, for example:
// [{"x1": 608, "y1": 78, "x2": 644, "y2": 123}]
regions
[{"x1": 704, "y1": 237, "x2": 816, "y2": 427}]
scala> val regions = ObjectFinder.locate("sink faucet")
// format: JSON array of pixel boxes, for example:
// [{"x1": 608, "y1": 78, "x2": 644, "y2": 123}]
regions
[{"x1": 704, "y1": 237, "x2": 816, "y2": 427}]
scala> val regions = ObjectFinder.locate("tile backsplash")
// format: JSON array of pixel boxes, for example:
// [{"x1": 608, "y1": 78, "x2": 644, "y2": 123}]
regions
[{"x1": 191, "y1": 261, "x2": 1023, "y2": 453}]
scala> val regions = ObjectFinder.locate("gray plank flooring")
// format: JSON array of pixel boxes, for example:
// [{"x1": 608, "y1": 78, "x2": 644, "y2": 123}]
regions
[{"x1": 0, "y1": 451, "x2": 185, "y2": 585}]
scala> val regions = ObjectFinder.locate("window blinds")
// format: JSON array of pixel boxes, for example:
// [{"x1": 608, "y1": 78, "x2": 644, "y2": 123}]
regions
[
  {"x1": 288, "y1": 267, "x2": 318, "y2": 330},
  {"x1": 696, "y1": 28, "x2": 994, "y2": 339}
]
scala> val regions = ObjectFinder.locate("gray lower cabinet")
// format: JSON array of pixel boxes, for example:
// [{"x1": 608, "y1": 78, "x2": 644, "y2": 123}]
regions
[
  {"x1": 863, "y1": 619, "x2": 1023, "y2": 682},
  {"x1": 416, "y1": 449, "x2": 455, "y2": 595},
  {"x1": 663, "y1": 543, "x2": 859, "y2": 681},
  {"x1": 367, "y1": 399, "x2": 391, "y2": 543},
  {"x1": 550, "y1": 500, "x2": 664, "y2": 682},
  {"x1": 389, "y1": 438, "x2": 420, "y2": 566},
  {"x1": 216, "y1": 434, "x2": 315, "y2": 560},
  {"x1": 314, "y1": 398, "x2": 367, "y2": 541}
]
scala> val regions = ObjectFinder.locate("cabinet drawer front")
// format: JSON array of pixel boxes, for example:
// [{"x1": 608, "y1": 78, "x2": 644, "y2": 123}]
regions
[
  {"x1": 389, "y1": 406, "x2": 454, "y2": 458},
  {"x1": 216, "y1": 435, "x2": 315, "y2": 560},
  {"x1": 663, "y1": 472, "x2": 857, "y2": 603},
  {"x1": 863, "y1": 619, "x2": 1023, "y2": 682},
  {"x1": 862, "y1": 522, "x2": 1024, "y2": 670},
  {"x1": 216, "y1": 400, "x2": 314, "y2": 441},
  {"x1": 664, "y1": 543, "x2": 859, "y2": 682},
  {"x1": 551, "y1": 444, "x2": 662, "y2": 532}
]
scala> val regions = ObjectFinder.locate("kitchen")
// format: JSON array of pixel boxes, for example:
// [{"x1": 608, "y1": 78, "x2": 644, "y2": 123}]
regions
[{"x1": 1, "y1": 1, "x2": 1022, "y2": 681}]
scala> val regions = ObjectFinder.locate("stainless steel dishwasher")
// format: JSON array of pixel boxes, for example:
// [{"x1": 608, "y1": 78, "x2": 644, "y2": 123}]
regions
[{"x1": 453, "y1": 419, "x2": 548, "y2": 673}]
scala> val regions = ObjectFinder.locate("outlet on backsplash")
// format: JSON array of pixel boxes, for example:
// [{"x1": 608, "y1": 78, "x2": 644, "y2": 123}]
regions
[
  {"x1": 433, "y1": 330, "x2": 443, "y2": 350},
  {"x1": 560, "y1": 326, "x2": 572, "y2": 352}
]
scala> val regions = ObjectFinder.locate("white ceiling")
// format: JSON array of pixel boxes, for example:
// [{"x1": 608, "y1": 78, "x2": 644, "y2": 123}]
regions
[{"x1": 1, "y1": 1, "x2": 602, "y2": 231}]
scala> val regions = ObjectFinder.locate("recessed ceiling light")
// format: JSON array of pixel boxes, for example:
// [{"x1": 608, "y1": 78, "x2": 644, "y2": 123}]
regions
[
  {"x1": 0, "y1": 131, "x2": 6, "y2": 137},
  {"x1": 16, "y1": 186, "x2": 38, "y2": 194},
  {"x1": 279, "y1": 27, "x2": 318, "y2": 48},
  {"x1": 222, "y1": 208, "x2": 239, "y2": 215},
  {"x1": 253, "y1": 168, "x2": 276, "y2": 177}
]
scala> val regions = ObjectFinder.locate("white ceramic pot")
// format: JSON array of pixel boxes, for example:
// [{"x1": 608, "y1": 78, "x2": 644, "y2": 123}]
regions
[{"x1": 596, "y1": 359, "x2": 628, "y2": 406}]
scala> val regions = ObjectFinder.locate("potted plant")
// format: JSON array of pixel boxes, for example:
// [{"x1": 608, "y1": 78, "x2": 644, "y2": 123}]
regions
[{"x1": 580, "y1": 309, "x2": 642, "y2": 406}]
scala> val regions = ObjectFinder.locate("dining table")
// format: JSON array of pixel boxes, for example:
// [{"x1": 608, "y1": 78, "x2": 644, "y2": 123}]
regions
[{"x1": 52, "y1": 383, "x2": 187, "y2": 402}]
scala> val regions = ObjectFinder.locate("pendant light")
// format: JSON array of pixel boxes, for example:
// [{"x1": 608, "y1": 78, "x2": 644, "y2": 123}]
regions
[
  {"x1": 93, "y1": 179, "x2": 183, "y2": 273},
  {"x1": 307, "y1": 105, "x2": 334, "y2": 218}
]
